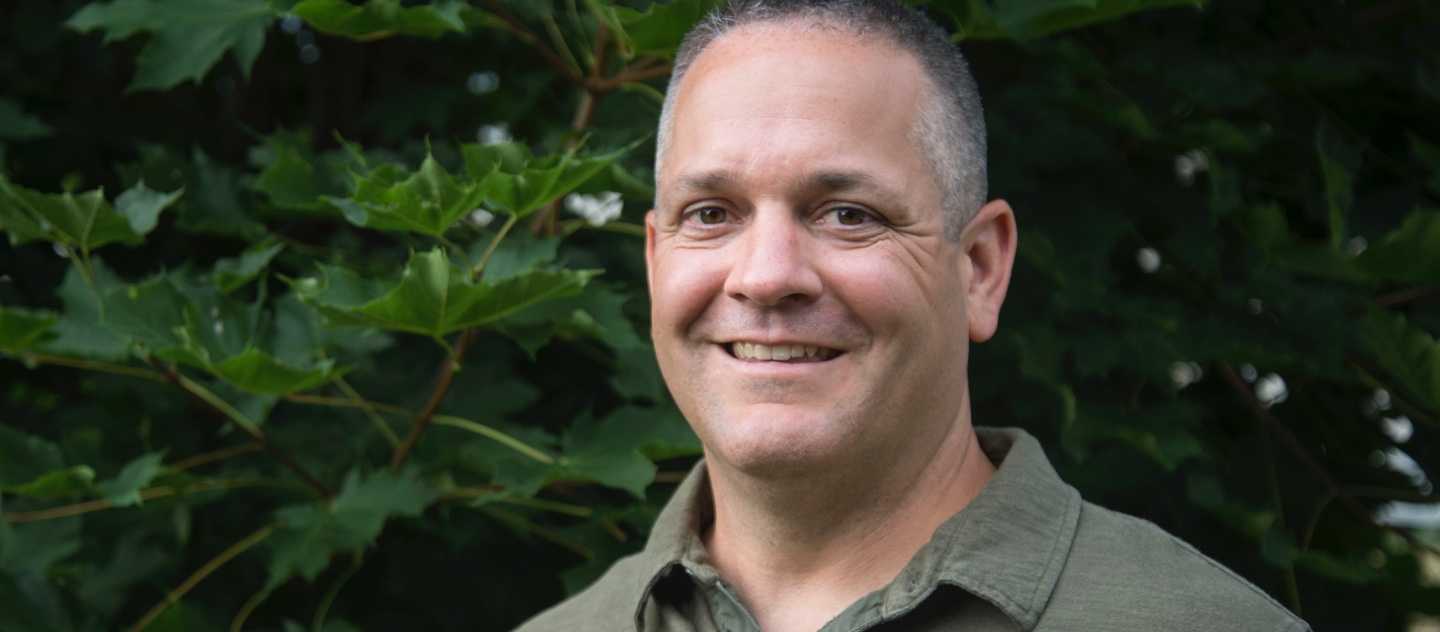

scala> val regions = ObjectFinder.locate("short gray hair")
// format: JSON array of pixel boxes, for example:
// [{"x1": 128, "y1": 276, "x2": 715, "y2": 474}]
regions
[{"x1": 654, "y1": 0, "x2": 988, "y2": 238}]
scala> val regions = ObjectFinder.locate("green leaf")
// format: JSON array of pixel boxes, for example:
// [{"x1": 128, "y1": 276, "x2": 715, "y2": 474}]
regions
[
  {"x1": 1316, "y1": 118, "x2": 1360, "y2": 250},
  {"x1": 95, "y1": 451, "x2": 166, "y2": 507},
  {"x1": 608, "y1": 0, "x2": 722, "y2": 59},
  {"x1": 115, "y1": 180, "x2": 182, "y2": 235},
  {"x1": 292, "y1": 248, "x2": 599, "y2": 338},
  {"x1": 1410, "y1": 134, "x2": 1440, "y2": 196},
  {"x1": 266, "y1": 469, "x2": 437, "y2": 589},
  {"x1": 4, "y1": 466, "x2": 96, "y2": 500},
  {"x1": 0, "y1": 425, "x2": 64, "y2": 488},
  {"x1": 68, "y1": 0, "x2": 275, "y2": 91},
  {"x1": 212, "y1": 242, "x2": 284, "y2": 293},
  {"x1": 1359, "y1": 307, "x2": 1440, "y2": 412},
  {"x1": 330, "y1": 151, "x2": 485, "y2": 237},
  {"x1": 0, "y1": 98, "x2": 53, "y2": 141},
  {"x1": 554, "y1": 412, "x2": 658, "y2": 498},
  {"x1": 293, "y1": 0, "x2": 466, "y2": 40},
  {"x1": 1358, "y1": 210, "x2": 1440, "y2": 284},
  {"x1": 0, "y1": 306, "x2": 58, "y2": 353},
  {"x1": 101, "y1": 273, "x2": 336, "y2": 395},
  {"x1": 210, "y1": 347, "x2": 335, "y2": 396},
  {"x1": 462, "y1": 142, "x2": 632, "y2": 218},
  {"x1": 0, "y1": 175, "x2": 179, "y2": 252},
  {"x1": 40, "y1": 262, "x2": 128, "y2": 361}
]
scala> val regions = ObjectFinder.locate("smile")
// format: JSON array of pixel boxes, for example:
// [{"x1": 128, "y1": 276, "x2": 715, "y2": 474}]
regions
[{"x1": 726, "y1": 342, "x2": 841, "y2": 362}]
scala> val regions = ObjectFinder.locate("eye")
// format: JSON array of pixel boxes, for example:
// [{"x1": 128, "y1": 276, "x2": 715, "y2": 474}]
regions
[
  {"x1": 683, "y1": 205, "x2": 730, "y2": 226},
  {"x1": 697, "y1": 207, "x2": 728, "y2": 224},
  {"x1": 823, "y1": 205, "x2": 879, "y2": 227}
]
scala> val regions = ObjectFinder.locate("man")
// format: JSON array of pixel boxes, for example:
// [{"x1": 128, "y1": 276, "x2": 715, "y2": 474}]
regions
[{"x1": 519, "y1": 1, "x2": 1309, "y2": 630}]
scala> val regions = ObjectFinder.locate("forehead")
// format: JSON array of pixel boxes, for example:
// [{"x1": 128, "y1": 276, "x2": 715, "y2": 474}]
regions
[{"x1": 660, "y1": 23, "x2": 935, "y2": 203}]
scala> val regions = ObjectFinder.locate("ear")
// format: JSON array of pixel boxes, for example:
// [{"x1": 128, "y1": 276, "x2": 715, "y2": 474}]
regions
[
  {"x1": 960, "y1": 199, "x2": 1017, "y2": 343},
  {"x1": 644, "y1": 210, "x2": 658, "y2": 300}
]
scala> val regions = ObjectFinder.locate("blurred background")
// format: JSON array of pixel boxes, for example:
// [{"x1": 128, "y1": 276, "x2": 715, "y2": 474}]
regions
[{"x1": 1, "y1": 0, "x2": 1438, "y2": 630}]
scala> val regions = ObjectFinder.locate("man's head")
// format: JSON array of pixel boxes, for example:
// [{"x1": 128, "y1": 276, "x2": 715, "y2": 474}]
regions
[
  {"x1": 645, "y1": 0, "x2": 1016, "y2": 480},
  {"x1": 656, "y1": 0, "x2": 988, "y2": 239}
]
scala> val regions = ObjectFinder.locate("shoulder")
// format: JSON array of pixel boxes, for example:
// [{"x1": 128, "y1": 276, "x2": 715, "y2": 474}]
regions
[
  {"x1": 1038, "y1": 501, "x2": 1309, "y2": 632},
  {"x1": 512, "y1": 552, "x2": 654, "y2": 632}
]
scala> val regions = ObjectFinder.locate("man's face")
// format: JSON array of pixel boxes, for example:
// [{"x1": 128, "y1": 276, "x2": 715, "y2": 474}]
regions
[{"x1": 647, "y1": 25, "x2": 991, "y2": 477}]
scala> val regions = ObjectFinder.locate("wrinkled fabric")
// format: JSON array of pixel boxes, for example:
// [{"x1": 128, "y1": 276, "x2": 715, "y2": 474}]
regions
[{"x1": 516, "y1": 428, "x2": 1309, "y2": 632}]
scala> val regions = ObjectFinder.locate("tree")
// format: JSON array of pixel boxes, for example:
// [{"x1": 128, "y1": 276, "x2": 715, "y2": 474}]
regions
[{"x1": 1, "y1": 0, "x2": 1436, "y2": 629}]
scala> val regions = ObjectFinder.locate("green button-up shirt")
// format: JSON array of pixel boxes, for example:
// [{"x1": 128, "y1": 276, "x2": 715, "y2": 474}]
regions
[{"x1": 517, "y1": 428, "x2": 1309, "y2": 631}]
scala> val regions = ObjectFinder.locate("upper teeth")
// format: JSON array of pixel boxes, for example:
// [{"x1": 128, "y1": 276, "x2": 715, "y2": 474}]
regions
[{"x1": 732, "y1": 342, "x2": 835, "y2": 361}]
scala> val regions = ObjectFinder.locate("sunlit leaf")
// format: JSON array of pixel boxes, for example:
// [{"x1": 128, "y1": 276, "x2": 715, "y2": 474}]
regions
[
  {"x1": 292, "y1": 248, "x2": 599, "y2": 338},
  {"x1": 0, "y1": 176, "x2": 179, "y2": 252}
]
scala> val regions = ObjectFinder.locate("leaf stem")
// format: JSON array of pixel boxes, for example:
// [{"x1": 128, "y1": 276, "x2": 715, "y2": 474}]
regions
[
  {"x1": 312, "y1": 552, "x2": 364, "y2": 632},
  {"x1": 432, "y1": 414, "x2": 556, "y2": 464},
  {"x1": 229, "y1": 586, "x2": 272, "y2": 632},
  {"x1": 471, "y1": 212, "x2": 520, "y2": 281},
  {"x1": 16, "y1": 352, "x2": 167, "y2": 382},
  {"x1": 129, "y1": 524, "x2": 277, "y2": 632},
  {"x1": 332, "y1": 376, "x2": 403, "y2": 447},
  {"x1": 284, "y1": 392, "x2": 410, "y2": 416},
  {"x1": 168, "y1": 370, "x2": 333, "y2": 498}
]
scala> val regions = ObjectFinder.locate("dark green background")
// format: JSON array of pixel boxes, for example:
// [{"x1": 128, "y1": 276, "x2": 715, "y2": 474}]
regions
[{"x1": 2, "y1": 1, "x2": 1438, "y2": 630}]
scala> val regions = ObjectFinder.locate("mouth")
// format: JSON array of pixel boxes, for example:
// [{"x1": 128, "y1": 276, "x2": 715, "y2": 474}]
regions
[{"x1": 724, "y1": 341, "x2": 843, "y2": 363}]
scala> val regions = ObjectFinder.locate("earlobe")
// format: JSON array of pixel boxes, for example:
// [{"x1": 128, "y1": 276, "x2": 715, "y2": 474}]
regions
[{"x1": 963, "y1": 199, "x2": 1017, "y2": 343}]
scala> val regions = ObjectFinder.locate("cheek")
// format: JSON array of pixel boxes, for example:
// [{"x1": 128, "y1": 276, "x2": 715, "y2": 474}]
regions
[{"x1": 650, "y1": 245, "x2": 729, "y2": 334}]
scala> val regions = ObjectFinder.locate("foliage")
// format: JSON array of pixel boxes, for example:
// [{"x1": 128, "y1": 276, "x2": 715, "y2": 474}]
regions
[{"x1": 1, "y1": 0, "x2": 1437, "y2": 630}]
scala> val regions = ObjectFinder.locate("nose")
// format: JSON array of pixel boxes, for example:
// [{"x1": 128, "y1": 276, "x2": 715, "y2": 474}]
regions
[{"x1": 723, "y1": 207, "x2": 823, "y2": 307}]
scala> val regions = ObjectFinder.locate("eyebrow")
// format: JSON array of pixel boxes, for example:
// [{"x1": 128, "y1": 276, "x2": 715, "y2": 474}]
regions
[{"x1": 672, "y1": 168, "x2": 897, "y2": 200}]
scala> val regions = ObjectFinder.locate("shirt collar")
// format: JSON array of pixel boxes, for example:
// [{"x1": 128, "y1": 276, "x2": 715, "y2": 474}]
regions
[{"x1": 629, "y1": 427, "x2": 1081, "y2": 631}]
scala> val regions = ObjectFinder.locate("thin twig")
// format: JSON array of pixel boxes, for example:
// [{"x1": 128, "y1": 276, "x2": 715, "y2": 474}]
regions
[
  {"x1": 165, "y1": 369, "x2": 333, "y2": 498},
  {"x1": 332, "y1": 376, "x2": 403, "y2": 447},
  {"x1": 3, "y1": 479, "x2": 270, "y2": 524},
  {"x1": 481, "y1": 0, "x2": 583, "y2": 83},
  {"x1": 129, "y1": 524, "x2": 277, "y2": 632},
  {"x1": 390, "y1": 330, "x2": 474, "y2": 469},
  {"x1": 228, "y1": 585, "x2": 272, "y2": 632},
  {"x1": 15, "y1": 352, "x2": 166, "y2": 382},
  {"x1": 283, "y1": 392, "x2": 410, "y2": 416},
  {"x1": 431, "y1": 414, "x2": 556, "y2": 464},
  {"x1": 169, "y1": 443, "x2": 263, "y2": 473},
  {"x1": 1375, "y1": 286, "x2": 1440, "y2": 307}
]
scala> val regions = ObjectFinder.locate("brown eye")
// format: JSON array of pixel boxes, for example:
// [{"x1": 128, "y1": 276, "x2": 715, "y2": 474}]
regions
[
  {"x1": 697, "y1": 207, "x2": 728, "y2": 224},
  {"x1": 834, "y1": 207, "x2": 870, "y2": 226}
]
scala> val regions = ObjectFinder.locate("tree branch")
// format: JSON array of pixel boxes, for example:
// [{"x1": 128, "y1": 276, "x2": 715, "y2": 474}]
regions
[{"x1": 390, "y1": 330, "x2": 475, "y2": 468}]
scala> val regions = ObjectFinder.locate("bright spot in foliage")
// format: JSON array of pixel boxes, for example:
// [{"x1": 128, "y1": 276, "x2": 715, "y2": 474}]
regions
[
  {"x1": 1136, "y1": 247, "x2": 1161, "y2": 273},
  {"x1": 565, "y1": 191, "x2": 623, "y2": 227},
  {"x1": 1255, "y1": 372, "x2": 1287, "y2": 406}
]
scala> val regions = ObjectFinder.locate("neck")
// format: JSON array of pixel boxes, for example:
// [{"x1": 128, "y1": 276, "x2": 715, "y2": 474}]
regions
[{"x1": 702, "y1": 415, "x2": 994, "y2": 632}]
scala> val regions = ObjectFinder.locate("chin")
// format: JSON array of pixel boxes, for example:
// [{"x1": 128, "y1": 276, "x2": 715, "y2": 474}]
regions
[{"x1": 694, "y1": 401, "x2": 858, "y2": 478}]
